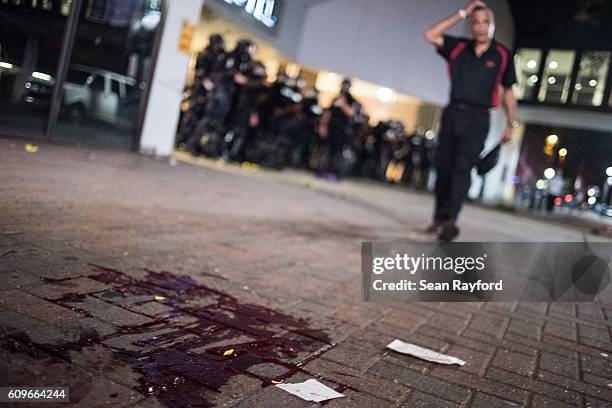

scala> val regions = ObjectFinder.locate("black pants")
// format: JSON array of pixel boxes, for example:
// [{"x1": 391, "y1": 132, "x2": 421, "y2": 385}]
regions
[
  {"x1": 545, "y1": 194, "x2": 557, "y2": 212},
  {"x1": 434, "y1": 106, "x2": 490, "y2": 223}
]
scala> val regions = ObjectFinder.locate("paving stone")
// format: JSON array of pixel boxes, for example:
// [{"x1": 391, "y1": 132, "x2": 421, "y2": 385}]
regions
[
  {"x1": 467, "y1": 314, "x2": 509, "y2": 338},
  {"x1": 503, "y1": 332, "x2": 577, "y2": 359},
  {"x1": 400, "y1": 391, "x2": 460, "y2": 408},
  {"x1": 491, "y1": 349, "x2": 536, "y2": 377},
  {"x1": 102, "y1": 328, "x2": 184, "y2": 353},
  {"x1": 576, "y1": 336, "x2": 612, "y2": 353},
  {"x1": 485, "y1": 367, "x2": 580, "y2": 405},
  {"x1": 76, "y1": 317, "x2": 118, "y2": 338},
  {"x1": 0, "y1": 310, "x2": 46, "y2": 335},
  {"x1": 530, "y1": 394, "x2": 577, "y2": 408},
  {"x1": 430, "y1": 366, "x2": 529, "y2": 405},
  {"x1": 584, "y1": 395, "x2": 612, "y2": 408},
  {"x1": 246, "y1": 362, "x2": 290, "y2": 379},
  {"x1": 369, "y1": 322, "x2": 449, "y2": 352},
  {"x1": 378, "y1": 309, "x2": 427, "y2": 331},
  {"x1": 323, "y1": 389, "x2": 394, "y2": 408},
  {"x1": 582, "y1": 372, "x2": 612, "y2": 390},
  {"x1": 369, "y1": 360, "x2": 472, "y2": 405},
  {"x1": 446, "y1": 344, "x2": 492, "y2": 376},
  {"x1": 434, "y1": 331, "x2": 496, "y2": 356},
  {"x1": 234, "y1": 382, "x2": 319, "y2": 408},
  {"x1": 578, "y1": 324, "x2": 611, "y2": 344},
  {"x1": 188, "y1": 332, "x2": 256, "y2": 354},
  {"x1": 0, "y1": 269, "x2": 41, "y2": 291},
  {"x1": 331, "y1": 304, "x2": 386, "y2": 328},
  {"x1": 7, "y1": 257, "x2": 86, "y2": 280},
  {"x1": 576, "y1": 304, "x2": 606, "y2": 321},
  {"x1": 125, "y1": 301, "x2": 174, "y2": 317},
  {"x1": 70, "y1": 376, "x2": 144, "y2": 407},
  {"x1": 542, "y1": 320, "x2": 578, "y2": 342},
  {"x1": 462, "y1": 329, "x2": 537, "y2": 357},
  {"x1": 580, "y1": 353, "x2": 612, "y2": 379},
  {"x1": 3, "y1": 139, "x2": 612, "y2": 407},
  {"x1": 514, "y1": 302, "x2": 547, "y2": 317},
  {"x1": 66, "y1": 296, "x2": 152, "y2": 327},
  {"x1": 538, "y1": 332, "x2": 612, "y2": 357},
  {"x1": 67, "y1": 344, "x2": 143, "y2": 388},
  {"x1": 304, "y1": 356, "x2": 411, "y2": 403},
  {"x1": 319, "y1": 340, "x2": 381, "y2": 372},
  {"x1": 23, "y1": 277, "x2": 111, "y2": 300},
  {"x1": 507, "y1": 318, "x2": 543, "y2": 340},
  {"x1": 424, "y1": 312, "x2": 471, "y2": 335},
  {"x1": 0, "y1": 289, "x2": 86, "y2": 326},
  {"x1": 547, "y1": 303, "x2": 575, "y2": 319},
  {"x1": 93, "y1": 290, "x2": 154, "y2": 306},
  {"x1": 469, "y1": 392, "x2": 522, "y2": 407},
  {"x1": 538, "y1": 351, "x2": 579, "y2": 379},
  {"x1": 217, "y1": 374, "x2": 264, "y2": 400}
]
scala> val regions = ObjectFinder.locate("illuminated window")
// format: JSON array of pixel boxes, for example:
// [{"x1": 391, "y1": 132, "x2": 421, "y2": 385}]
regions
[
  {"x1": 538, "y1": 50, "x2": 576, "y2": 104},
  {"x1": 572, "y1": 51, "x2": 610, "y2": 107},
  {"x1": 61, "y1": 0, "x2": 72, "y2": 15},
  {"x1": 513, "y1": 48, "x2": 542, "y2": 101}
]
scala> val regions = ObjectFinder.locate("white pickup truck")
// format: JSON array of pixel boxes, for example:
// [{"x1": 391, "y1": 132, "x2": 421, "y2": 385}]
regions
[{"x1": 62, "y1": 65, "x2": 138, "y2": 126}]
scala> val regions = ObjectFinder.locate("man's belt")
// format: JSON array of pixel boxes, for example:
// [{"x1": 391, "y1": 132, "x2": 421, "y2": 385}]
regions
[{"x1": 448, "y1": 102, "x2": 491, "y2": 113}]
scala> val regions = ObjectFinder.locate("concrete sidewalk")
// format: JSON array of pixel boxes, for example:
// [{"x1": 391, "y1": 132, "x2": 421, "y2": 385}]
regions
[
  {"x1": 1, "y1": 139, "x2": 611, "y2": 407},
  {"x1": 173, "y1": 151, "x2": 612, "y2": 242}
]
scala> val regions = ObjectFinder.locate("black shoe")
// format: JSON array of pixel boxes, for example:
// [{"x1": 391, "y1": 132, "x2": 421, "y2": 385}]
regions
[{"x1": 438, "y1": 223, "x2": 460, "y2": 242}]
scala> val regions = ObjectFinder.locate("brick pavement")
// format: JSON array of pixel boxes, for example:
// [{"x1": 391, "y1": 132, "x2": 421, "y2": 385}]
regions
[{"x1": 0, "y1": 139, "x2": 611, "y2": 407}]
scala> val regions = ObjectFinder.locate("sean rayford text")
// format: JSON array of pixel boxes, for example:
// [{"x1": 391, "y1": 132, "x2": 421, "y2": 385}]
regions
[
  {"x1": 371, "y1": 253, "x2": 488, "y2": 275},
  {"x1": 371, "y1": 279, "x2": 503, "y2": 292}
]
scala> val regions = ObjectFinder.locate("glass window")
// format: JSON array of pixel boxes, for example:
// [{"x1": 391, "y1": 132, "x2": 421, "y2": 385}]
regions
[
  {"x1": 111, "y1": 79, "x2": 121, "y2": 96},
  {"x1": 513, "y1": 48, "x2": 543, "y2": 101},
  {"x1": 538, "y1": 50, "x2": 576, "y2": 104},
  {"x1": 54, "y1": 0, "x2": 163, "y2": 149},
  {"x1": 88, "y1": 75, "x2": 105, "y2": 92},
  {"x1": 0, "y1": 2, "x2": 68, "y2": 138},
  {"x1": 66, "y1": 68, "x2": 92, "y2": 85},
  {"x1": 572, "y1": 51, "x2": 610, "y2": 107}
]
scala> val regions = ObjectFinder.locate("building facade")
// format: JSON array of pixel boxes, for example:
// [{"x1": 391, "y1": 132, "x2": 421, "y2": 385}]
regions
[
  {"x1": 140, "y1": 0, "x2": 515, "y2": 154},
  {"x1": 12, "y1": 1, "x2": 609, "y2": 209}
]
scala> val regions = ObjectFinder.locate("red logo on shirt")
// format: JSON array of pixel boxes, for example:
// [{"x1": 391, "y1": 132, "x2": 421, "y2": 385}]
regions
[{"x1": 485, "y1": 60, "x2": 497, "y2": 69}]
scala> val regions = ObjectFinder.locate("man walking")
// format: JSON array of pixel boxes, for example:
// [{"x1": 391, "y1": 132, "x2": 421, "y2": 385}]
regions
[{"x1": 424, "y1": 0, "x2": 518, "y2": 241}]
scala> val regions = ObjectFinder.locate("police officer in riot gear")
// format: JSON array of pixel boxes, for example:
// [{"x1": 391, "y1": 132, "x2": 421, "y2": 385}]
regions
[{"x1": 178, "y1": 33, "x2": 226, "y2": 151}]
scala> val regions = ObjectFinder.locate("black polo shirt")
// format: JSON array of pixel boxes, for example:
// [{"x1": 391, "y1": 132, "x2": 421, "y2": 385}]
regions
[{"x1": 437, "y1": 34, "x2": 516, "y2": 109}]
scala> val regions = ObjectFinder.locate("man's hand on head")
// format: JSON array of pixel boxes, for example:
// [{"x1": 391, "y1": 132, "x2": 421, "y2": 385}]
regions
[{"x1": 465, "y1": 0, "x2": 487, "y2": 15}]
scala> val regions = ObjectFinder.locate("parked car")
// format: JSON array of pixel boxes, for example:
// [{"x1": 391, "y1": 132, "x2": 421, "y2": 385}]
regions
[
  {"x1": 23, "y1": 65, "x2": 139, "y2": 127},
  {"x1": 62, "y1": 65, "x2": 138, "y2": 127}
]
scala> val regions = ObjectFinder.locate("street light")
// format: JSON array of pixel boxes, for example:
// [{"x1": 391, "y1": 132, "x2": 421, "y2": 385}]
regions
[
  {"x1": 536, "y1": 179, "x2": 547, "y2": 190},
  {"x1": 546, "y1": 135, "x2": 559, "y2": 145},
  {"x1": 606, "y1": 167, "x2": 612, "y2": 177},
  {"x1": 544, "y1": 168, "x2": 556, "y2": 180},
  {"x1": 559, "y1": 148, "x2": 567, "y2": 158}
]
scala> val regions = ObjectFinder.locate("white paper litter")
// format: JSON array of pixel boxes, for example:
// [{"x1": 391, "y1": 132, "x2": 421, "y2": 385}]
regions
[
  {"x1": 386, "y1": 339, "x2": 466, "y2": 366},
  {"x1": 275, "y1": 379, "x2": 345, "y2": 402}
]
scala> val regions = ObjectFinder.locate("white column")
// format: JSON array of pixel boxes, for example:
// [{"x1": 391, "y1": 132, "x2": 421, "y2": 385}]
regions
[{"x1": 139, "y1": 0, "x2": 205, "y2": 156}]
